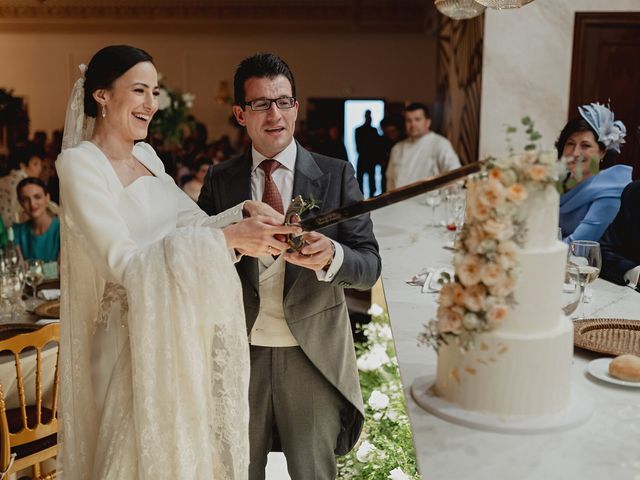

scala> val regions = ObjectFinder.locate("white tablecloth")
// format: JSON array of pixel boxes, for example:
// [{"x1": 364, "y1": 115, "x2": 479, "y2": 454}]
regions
[{"x1": 372, "y1": 198, "x2": 640, "y2": 480}]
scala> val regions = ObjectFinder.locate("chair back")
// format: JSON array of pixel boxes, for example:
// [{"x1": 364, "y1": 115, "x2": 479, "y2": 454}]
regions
[{"x1": 0, "y1": 322, "x2": 60, "y2": 471}]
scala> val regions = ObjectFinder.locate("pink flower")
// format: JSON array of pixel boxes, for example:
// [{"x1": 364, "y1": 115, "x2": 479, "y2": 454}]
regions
[
  {"x1": 439, "y1": 283, "x2": 456, "y2": 307},
  {"x1": 506, "y1": 183, "x2": 527, "y2": 204},
  {"x1": 469, "y1": 196, "x2": 491, "y2": 221},
  {"x1": 437, "y1": 305, "x2": 463, "y2": 334},
  {"x1": 456, "y1": 254, "x2": 482, "y2": 286},
  {"x1": 480, "y1": 262, "x2": 505, "y2": 286},
  {"x1": 528, "y1": 164, "x2": 549, "y2": 181},
  {"x1": 487, "y1": 303, "x2": 509, "y2": 325},
  {"x1": 463, "y1": 283, "x2": 487, "y2": 312}
]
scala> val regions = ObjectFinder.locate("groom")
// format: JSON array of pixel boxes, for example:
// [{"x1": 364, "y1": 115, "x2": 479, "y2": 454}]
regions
[{"x1": 199, "y1": 53, "x2": 381, "y2": 479}]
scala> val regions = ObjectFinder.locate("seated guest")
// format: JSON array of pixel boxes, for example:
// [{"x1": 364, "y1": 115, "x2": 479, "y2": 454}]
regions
[
  {"x1": 12, "y1": 177, "x2": 60, "y2": 264},
  {"x1": 557, "y1": 103, "x2": 632, "y2": 244},
  {"x1": 0, "y1": 143, "x2": 44, "y2": 227},
  {"x1": 600, "y1": 180, "x2": 640, "y2": 287},
  {"x1": 386, "y1": 102, "x2": 460, "y2": 190},
  {"x1": 182, "y1": 155, "x2": 211, "y2": 202}
]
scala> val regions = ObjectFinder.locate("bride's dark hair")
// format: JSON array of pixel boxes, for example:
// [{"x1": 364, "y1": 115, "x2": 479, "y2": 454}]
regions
[{"x1": 84, "y1": 45, "x2": 154, "y2": 118}]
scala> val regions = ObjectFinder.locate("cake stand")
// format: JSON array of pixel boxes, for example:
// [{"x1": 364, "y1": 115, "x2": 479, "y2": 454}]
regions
[{"x1": 411, "y1": 373, "x2": 594, "y2": 434}]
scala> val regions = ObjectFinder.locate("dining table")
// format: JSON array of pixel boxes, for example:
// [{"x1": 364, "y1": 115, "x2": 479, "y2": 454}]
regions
[
  {"x1": 371, "y1": 197, "x2": 640, "y2": 480},
  {"x1": 0, "y1": 281, "x2": 60, "y2": 410}
]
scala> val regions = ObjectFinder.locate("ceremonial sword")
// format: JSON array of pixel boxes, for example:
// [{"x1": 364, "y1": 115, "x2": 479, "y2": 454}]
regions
[{"x1": 285, "y1": 162, "x2": 481, "y2": 251}]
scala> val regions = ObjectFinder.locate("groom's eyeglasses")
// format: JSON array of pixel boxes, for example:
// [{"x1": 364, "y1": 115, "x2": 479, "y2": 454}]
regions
[{"x1": 243, "y1": 97, "x2": 296, "y2": 111}]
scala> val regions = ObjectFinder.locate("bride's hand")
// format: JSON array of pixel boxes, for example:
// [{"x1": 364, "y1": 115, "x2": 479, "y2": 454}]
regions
[
  {"x1": 242, "y1": 201, "x2": 285, "y2": 224},
  {"x1": 223, "y1": 216, "x2": 301, "y2": 257}
]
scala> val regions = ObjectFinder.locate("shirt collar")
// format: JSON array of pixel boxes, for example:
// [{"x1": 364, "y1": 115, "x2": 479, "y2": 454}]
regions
[{"x1": 251, "y1": 139, "x2": 297, "y2": 173}]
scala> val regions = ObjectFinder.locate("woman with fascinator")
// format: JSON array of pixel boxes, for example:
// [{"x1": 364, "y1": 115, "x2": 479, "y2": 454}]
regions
[
  {"x1": 56, "y1": 45, "x2": 299, "y2": 479},
  {"x1": 556, "y1": 103, "x2": 632, "y2": 244}
]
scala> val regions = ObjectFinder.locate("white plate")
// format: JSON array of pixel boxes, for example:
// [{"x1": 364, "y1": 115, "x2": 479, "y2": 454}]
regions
[{"x1": 587, "y1": 358, "x2": 640, "y2": 387}]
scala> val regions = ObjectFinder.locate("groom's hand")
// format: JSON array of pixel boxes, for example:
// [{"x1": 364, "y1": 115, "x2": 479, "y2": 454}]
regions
[{"x1": 284, "y1": 232, "x2": 335, "y2": 272}]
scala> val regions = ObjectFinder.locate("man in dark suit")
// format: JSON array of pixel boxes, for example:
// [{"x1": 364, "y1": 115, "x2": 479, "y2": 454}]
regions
[
  {"x1": 600, "y1": 180, "x2": 640, "y2": 288},
  {"x1": 355, "y1": 109, "x2": 381, "y2": 197},
  {"x1": 198, "y1": 53, "x2": 381, "y2": 480}
]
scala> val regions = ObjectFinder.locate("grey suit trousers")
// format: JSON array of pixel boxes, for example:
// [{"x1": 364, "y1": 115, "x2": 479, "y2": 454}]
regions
[{"x1": 249, "y1": 345, "x2": 349, "y2": 480}]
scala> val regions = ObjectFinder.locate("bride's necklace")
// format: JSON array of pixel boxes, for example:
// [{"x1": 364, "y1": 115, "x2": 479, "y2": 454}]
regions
[{"x1": 92, "y1": 140, "x2": 137, "y2": 172}]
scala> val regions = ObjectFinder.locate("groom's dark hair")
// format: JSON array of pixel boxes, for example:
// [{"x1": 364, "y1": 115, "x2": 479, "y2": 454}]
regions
[
  {"x1": 233, "y1": 53, "x2": 296, "y2": 106},
  {"x1": 84, "y1": 45, "x2": 154, "y2": 118}
]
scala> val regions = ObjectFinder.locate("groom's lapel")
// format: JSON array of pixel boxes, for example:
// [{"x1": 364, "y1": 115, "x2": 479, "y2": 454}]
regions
[
  {"x1": 224, "y1": 151, "x2": 259, "y2": 294},
  {"x1": 284, "y1": 143, "x2": 330, "y2": 298}
]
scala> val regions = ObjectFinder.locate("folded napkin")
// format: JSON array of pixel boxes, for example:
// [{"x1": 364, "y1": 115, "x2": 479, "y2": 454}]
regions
[
  {"x1": 38, "y1": 289, "x2": 60, "y2": 300},
  {"x1": 406, "y1": 267, "x2": 454, "y2": 293},
  {"x1": 35, "y1": 318, "x2": 60, "y2": 326}
]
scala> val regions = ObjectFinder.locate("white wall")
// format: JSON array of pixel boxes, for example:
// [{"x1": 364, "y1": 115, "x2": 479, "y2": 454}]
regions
[
  {"x1": 479, "y1": 0, "x2": 640, "y2": 157},
  {"x1": 0, "y1": 30, "x2": 436, "y2": 142}
]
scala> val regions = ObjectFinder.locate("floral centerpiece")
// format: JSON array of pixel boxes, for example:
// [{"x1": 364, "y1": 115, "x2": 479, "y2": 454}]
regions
[
  {"x1": 149, "y1": 75, "x2": 196, "y2": 149},
  {"x1": 419, "y1": 118, "x2": 565, "y2": 350},
  {"x1": 338, "y1": 304, "x2": 419, "y2": 480}
]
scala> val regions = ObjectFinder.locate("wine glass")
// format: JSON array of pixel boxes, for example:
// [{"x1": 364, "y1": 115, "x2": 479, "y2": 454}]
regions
[
  {"x1": 424, "y1": 191, "x2": 441, "y2": 226},
  {"x1": 561, "y1": 265, "x2": 581, "y2": 317},
  {"x1": 568, "y1": 241, "x2": 602, "y2": 319},
  {"x1": 25, "y1": 259, "x2": 45, "y2": 303}
]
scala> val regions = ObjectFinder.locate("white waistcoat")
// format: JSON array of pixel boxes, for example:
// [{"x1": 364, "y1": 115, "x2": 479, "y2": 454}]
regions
[{"x1": 249, "y1": 255, "x2": 299, "y2": 347}]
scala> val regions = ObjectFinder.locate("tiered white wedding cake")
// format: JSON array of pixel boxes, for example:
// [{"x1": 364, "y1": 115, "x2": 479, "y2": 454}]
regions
[{"x1": 423, "y1": 152, "x2": 574, "y2": 417}]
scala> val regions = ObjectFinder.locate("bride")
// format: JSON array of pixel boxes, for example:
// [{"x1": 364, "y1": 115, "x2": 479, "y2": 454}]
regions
[{"x1": 56, "y1": 45, "x2": 299, "y2": 479}]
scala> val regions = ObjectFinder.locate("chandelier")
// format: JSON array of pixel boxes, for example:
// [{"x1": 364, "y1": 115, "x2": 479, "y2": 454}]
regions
[
  {"x1": 434, "y1": 0, "x2": 486, "y2": 20},
  {"x1": 475, "y1": 0, "x2": 534, "y2": 8}
]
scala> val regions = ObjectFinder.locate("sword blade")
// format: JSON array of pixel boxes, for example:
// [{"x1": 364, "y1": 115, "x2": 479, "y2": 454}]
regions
[{"x1": 300, "y1": 162, "x2": 481, "y2": 232}]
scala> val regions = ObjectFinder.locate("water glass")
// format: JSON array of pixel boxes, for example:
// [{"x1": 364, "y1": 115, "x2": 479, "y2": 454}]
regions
[
  {"x1": 568, "y1": 241, "x2": 602, "y2": 319},
  {"x1": 424, "y1": 191, "x2": 442, "y2": 226},
  {"x1": 561, "y1": 265, "x2": 581, "y2": 317}
]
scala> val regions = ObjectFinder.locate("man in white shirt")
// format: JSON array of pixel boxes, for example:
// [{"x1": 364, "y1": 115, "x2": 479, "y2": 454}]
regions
[
  {"x1": 199, "y1": 53, "x2": 381, "y2": 480},
  {"x1": 386, "y1": 102, "x2": 460, "y2": 190}
]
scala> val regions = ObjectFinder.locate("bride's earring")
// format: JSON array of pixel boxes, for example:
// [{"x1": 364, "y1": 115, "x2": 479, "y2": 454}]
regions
[{"x1": 101, "y1": 104, "x2": 107, "y2": 118}]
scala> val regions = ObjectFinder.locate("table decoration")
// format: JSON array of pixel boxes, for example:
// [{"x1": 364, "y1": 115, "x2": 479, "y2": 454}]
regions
[{"x1": 573, "y1": 318, "x2": 640, "y2": 356}]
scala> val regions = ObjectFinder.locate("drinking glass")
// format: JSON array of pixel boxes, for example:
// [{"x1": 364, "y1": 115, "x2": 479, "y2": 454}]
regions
[
  {"x1": 568, "y1": 241, "x2": 602, "y2": 319},
  {"x1": 25, "y1": 259, "x2": 45, "y2": 302},
  {"x1": 424, "y1": 191, "x2": 442, "y2": 226},
  {"x1": 561, "y1": 265, "x2": 581, "y2": 317}
]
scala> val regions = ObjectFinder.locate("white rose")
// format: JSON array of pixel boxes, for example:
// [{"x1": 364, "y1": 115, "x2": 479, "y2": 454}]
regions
[
  {"x1": 368, "y1": 303, "x2": 384, "y2": 317},
  {"x1": 387, "y1": 410, "x2": 399, "y2": 421},
  {"x1": 373, "y1": 412, "x2": 383, "y2": 421},
  {"x1": 388, "y1": 467, "x2": 411, "y2": 480},
  {"x1": 356, "y1": 441, "x2": 376, "y2": 462},
  {"x1": 378, "y1": 325, "x2": 393, "y2": 341},
  {"x1": 182, "y1": 92, "x2": 195, "y2": 108},
  {"x1": 157, "y1": 88, "x2": 171, "y2": 110},
  {"x1": 368, "y1": 390, "x2": 390, "y2": 410}
]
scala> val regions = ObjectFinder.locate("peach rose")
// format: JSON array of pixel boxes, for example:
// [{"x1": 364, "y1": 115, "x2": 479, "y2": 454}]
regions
[
  {"x1": 489, "y1": 168, "x2": 502, "y2": 182},
  {"x1": 506, "y1": 183, "x2": 527, "y2": 204},
  {"x1": 456, "y1": 254, "x2": 482, "y2": 286},
  {"x1": 528, "y1": 164, "x2": 549, "y2": 181},
  {"x1": 464, "y1": 224, "x2": 486, "y2": 253},
  {"x1": 469, "y1": 196, "x2": 491, "y2": 221},
  {"x1": 463, "y1": 283, "x2": 487, "y2": 312},
  {"x1": 480, "y1": 262, "x2": 505, "y2": 286},
  {"x1": 497, "y1": 241, "x2": 518, "y2": 269},
  {"x1": 487, "y1": 303, "x2": 509, "y2": 325},
  {"x1": 488, "y1": 274, "x2": 515, "y2": 297},
  {"x1": 483, "y1": 219, "x2": 513, "y2": 241},
  {"x1": 478, "y1": 179, "x2": 506, "y2": 208},
  {"x1": 437, "y1": 305, "x2": 463, "y2": 334}
]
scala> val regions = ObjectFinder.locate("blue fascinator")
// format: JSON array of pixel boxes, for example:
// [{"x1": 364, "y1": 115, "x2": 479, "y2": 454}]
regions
[{"x1": 578, "y1": 103, "x2": 626, "y2": 153}]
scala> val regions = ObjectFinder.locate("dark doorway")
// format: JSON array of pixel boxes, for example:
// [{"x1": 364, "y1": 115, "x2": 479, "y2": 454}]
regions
[{"x1": 569, "y1": 12, "x2": 640, "y2": 180}]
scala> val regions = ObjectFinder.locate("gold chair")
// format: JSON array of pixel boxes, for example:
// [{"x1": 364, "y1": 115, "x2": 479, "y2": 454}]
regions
[{"x1": 0, "y1": 323, "x2": 60, "y2": 480}]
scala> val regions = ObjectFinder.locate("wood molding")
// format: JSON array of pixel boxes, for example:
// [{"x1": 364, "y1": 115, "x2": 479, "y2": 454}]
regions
[
  {"x1": 0, "y1": 2, "x2": 432, "y2": 33},
  {"x1": 435, "y1": 14, "x2": 484, "y2": 166}
]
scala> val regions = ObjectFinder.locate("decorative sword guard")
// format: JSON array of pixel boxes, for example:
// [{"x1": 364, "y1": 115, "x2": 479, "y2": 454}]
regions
[{"x1": 284, "y1": 162, "x2": 482, "y2": 252}]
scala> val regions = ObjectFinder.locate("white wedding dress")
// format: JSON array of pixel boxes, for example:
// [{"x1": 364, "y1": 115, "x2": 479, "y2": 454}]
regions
[{"x1": 56, "y1": 141, "x2": 250, "y2": 479}]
